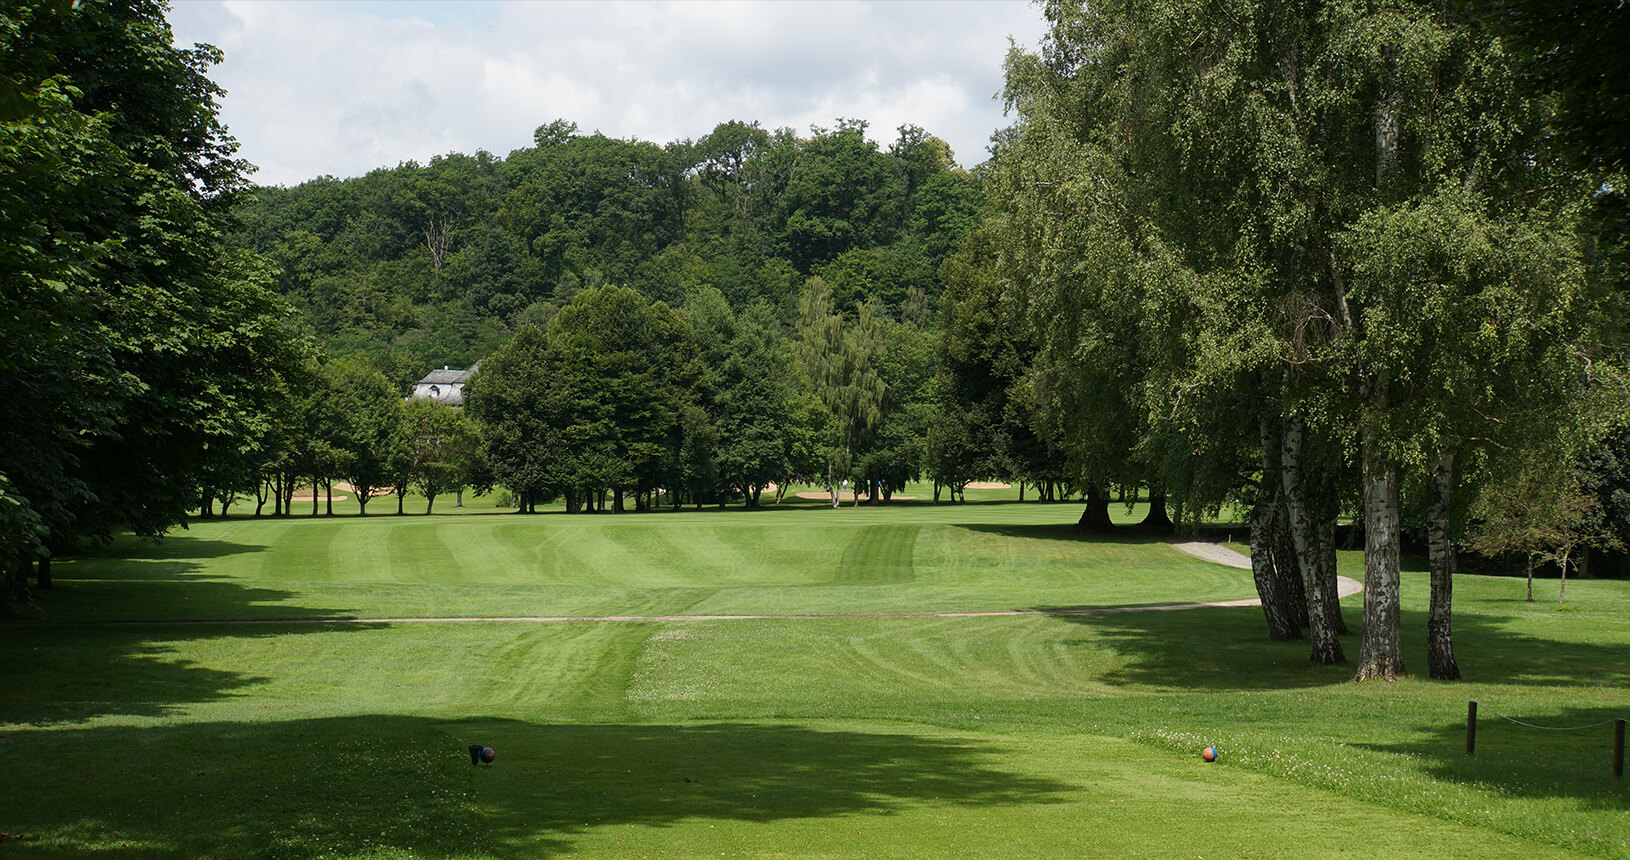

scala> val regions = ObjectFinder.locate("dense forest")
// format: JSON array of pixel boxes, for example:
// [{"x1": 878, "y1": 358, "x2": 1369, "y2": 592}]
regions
[
  {"x1": 233, "y1": 118, "x2": 980, "y2": 387},
  {"x1": 6, "y1": 0, "x2": 1630, "y2": 684},
  {"x1": 221, "y1": 115, "x2": 1006, "y2": 515}
]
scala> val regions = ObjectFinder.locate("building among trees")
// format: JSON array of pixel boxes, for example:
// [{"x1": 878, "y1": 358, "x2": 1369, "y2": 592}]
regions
[{"x1": 411, "y1": 365, "x2": 478, "y2": 405}]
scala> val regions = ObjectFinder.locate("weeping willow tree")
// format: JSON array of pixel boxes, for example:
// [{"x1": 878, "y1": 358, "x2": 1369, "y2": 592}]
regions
[{"x1": 793, "y1": 277, "x2": 885, "y2": 507}]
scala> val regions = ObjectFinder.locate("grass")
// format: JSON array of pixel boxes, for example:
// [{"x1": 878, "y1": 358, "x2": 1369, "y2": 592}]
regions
[{"x1": 2, "y1": 498, "x2": 1627, "y2": 858}]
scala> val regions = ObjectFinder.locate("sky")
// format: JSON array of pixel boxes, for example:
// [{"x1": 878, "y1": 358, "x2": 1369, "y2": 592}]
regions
[{"x1": 165, "y1": 0, "x2": 1051, "y2": 188}]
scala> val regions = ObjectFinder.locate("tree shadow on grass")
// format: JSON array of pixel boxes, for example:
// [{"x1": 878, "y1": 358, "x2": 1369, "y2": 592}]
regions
[
  {"x1": 1037, "y1": 601, "x2": 1630, "y2": 692},
  {"x1": 956, "y1": 522, "x2": 1174, "y2": 544},
  {"x1": 69, "y1": 531, "x2": 271, "y2": 566},
  {"x1": 0, "y1": 619, "x2": 387, "y2": 727},
  {"x1": 1353, "y1": 705, "x2": 1630, "y2": 807},
  {"x1": 0, "y1": 716, "x2": 1072, "y2": 857},
  {"x1": 1038, "y1": 604, "x2": 1361, "y2": 691},
  {"x1": 3, "y1": 531, "x2": 385, "y2": 726},
  {"x1": 13, "y1": 529, "x2": 369, "y2": 623}
]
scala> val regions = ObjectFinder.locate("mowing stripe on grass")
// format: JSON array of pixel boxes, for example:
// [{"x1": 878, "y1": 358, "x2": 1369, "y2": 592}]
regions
[{"x1": 834, "y1": 524, "x2": 919, "y2": 583}]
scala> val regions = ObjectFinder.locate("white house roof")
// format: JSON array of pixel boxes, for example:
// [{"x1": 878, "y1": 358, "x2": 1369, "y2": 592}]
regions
[{"x1": 416, "y1": 366, "x2": 474, "y2": 385}]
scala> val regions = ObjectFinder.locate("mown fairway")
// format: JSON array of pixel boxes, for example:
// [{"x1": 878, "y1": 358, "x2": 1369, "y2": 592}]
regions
[{"x1": 2, "y1": 497, "x2": 1627, "y2": 858}]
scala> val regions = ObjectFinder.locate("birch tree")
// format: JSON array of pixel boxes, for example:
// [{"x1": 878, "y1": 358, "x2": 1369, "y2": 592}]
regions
[
  {"x1": 998, "y1": 0, "x2": 1595, "y2": 678},
  {"x1": 794, "y1": 278, "x2": 884, "y2": 506}
]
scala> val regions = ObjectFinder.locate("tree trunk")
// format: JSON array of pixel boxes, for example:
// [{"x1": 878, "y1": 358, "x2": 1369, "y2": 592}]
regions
[
  {"x1": 1253, "y1": 411, "x2": 1302, "y2": 641},
  {"x1": 1355, "y1": 42, "x2": 1406, "y2": 684},
  {"x1": 1355, "y1": 429, "x2": 1405, "y2": 682},
  {"x1": 1077, "y1": 486, "x2": 1114, "y2": 532},
  {"x1": 1251, "y1": 483, "x2": 1302, "y2": 641},
  {"x1": 273, "y1": 474, "x2": 284, "y2": 517},
  {"x1": 1427, "y1": 443, "x2": 1460, "y2": 681},
  {"x1": 1526, "y1": 552, "x2": 1534, "y2": 601},
  {"x1": 396, "y1": 488, "x2": 406, "y2": 515},
  {"x1": 255, "y1": 480, "x2": 269, "y2": 516},
  {"x1": 35, "y1": 556, "x2": 52, "y2": 590},
  {"x1": 426, "y1": 492, "x2": 437, "y2": 515},
  {"x1": 1558, "y1": 547, "x2": 1571, "y2": 605},
  {"x1": 1140, "y1": 490, "x2": 1174, "y2": 531},
  {"x1": 1272, "y1": 495, "x2": 1310, "y2": 630},
  {"x1": 456, "y1": 487, "x2": 464, "y2": 508},
  {"x1": 1280, "y1": 412, "x2": 1345, "y2": 663},
  {"x1": 325, "y1": 480, "x2": 334, "y2": 516},
  {"x1": 1019, "y1": 481, "x2": 1025, "y2": 502},
  {"x1": 311, "y1": 477, "x2": 319, "y2": 517},
  {"x1": 1313, "y1": 470, "x2": 1348, "y2": 636}
]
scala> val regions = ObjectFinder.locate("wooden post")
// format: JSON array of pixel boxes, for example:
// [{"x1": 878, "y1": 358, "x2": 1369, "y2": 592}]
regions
[
  {"x1": 1466, "y1": 701, "x2": 1477, "y2": 755},
  {"x1": 1614, "y1": 719, "x2": 1624, "y2": 779}
]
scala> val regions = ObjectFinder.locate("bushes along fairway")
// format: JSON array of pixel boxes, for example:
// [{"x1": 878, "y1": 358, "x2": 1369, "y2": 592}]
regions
[{"x1": 2, "y1": 501, "x2": 1626, "y2": 857}]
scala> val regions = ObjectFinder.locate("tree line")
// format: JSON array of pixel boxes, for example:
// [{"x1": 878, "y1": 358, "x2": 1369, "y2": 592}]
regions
[
  {"x1": 194, "y1": 274, "x2": 942, "y2": 520},
  {"x1": 968, "y1": 0, "x2": 1630, "y2": 683}
]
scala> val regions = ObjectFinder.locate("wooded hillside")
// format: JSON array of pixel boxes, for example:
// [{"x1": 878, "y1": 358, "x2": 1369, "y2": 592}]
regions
[{"x1": 232, "y1": 118, "x2": 983, "y2": 384}]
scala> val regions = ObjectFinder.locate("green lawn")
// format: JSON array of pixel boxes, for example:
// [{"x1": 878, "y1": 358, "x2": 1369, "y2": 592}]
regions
[{"x1": 2, "y1": 500, "x2": 1626, "y2": 858}]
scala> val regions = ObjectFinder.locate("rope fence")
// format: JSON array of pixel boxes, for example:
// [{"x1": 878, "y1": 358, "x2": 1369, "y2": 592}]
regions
[{"x1": 1466, "y1": 700, "x2": 1626, "y2": 778}]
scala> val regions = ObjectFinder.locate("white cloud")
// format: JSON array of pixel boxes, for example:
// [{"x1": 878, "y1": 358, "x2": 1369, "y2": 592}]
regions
[{"x1": 167, "y1": 0, "x2": 1048, "y2": 186}]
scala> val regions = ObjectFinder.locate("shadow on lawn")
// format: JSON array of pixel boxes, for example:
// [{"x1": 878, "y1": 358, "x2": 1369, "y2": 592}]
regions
[
  {"x1": 0, "y1": 716, "x2": 1070, "y2": 857},
  {"x1": 10, "y1": 528, "x2": 365, "y2": 623},
  {"x1": 72, "y1": 530, "x2": 271, "y2": 564},
  {"x1": 1355, "y1": 704, "x2": 1630, "y2": 805},
  {"x1": 956, "y1": 522, "x2": 1173, "y2": 544},
  {"x1": 1039, "y1": 604, "x2": 1360, "y2": 691},
  {"x1": 0, "y1": 619, "x2": 385, "y2": 726},
  {"x1": 2, "y1": 531, "x2": 384, "y2": 726},
  {"x1": 1039, "y1": 602, "x2": 1630, "y2": 692}
]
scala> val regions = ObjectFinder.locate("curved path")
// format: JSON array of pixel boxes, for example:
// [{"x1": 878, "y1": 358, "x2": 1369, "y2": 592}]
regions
[
  {"x1": 60, "y1": 541, "x2": 1361, "y2": 627},
  {"x1": 1167, "y1": 540, "x2": 1364, "y2": 599}
]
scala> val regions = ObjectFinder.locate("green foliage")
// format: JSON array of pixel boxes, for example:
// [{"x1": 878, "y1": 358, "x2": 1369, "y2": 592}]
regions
[
  {"x1": 984, "y1": 0, "x2": 1624, "y2": 676},
  {"x1": 1472, "y1": 0, "x2": 1630, "y2": 176},
  {"x1": 464, "y1": 324, "x2": 559, "y2": 508},
  {"x1": 712, "y1": 301, "x2": 797, "y2": 506},
  {"x1": 0, "y1": 0, "x2": 304, "y2": 574},
  {"x1": 794, "y1": 278, "x2": 884, "y2": 493},
  {"x1": 325, "y1": 358, "x2": 407, "y2": 515},
  {"x1": 232, "y1": 114, "x2": 983, "y2": 376},
  {"x1": 400, "y1": 397, "x2": 482, "y2": 514}
]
